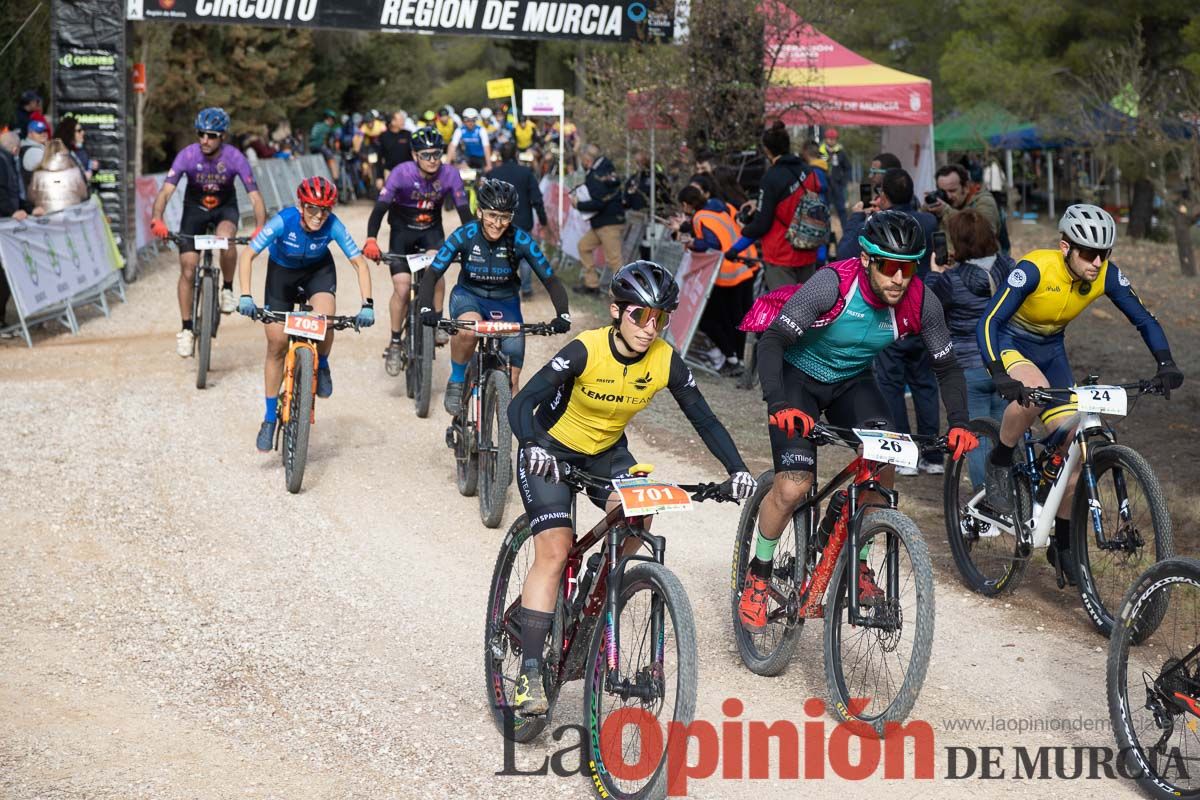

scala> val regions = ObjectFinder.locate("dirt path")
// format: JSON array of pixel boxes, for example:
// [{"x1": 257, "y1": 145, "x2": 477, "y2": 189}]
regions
[{"x1": 0, "y1": 204, "x2": 1145, "y2": 798}]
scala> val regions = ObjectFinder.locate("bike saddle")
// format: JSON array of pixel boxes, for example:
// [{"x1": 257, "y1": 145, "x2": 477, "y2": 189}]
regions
[{"x1": 627, "y1": 463, "x2": 655, "y2": 477}]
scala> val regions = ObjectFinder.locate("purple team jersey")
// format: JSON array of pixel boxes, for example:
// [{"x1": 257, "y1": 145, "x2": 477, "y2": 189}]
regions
[
  {"x1": 165, "y1": 143, "x2": 258, "y2": 209},
  {"x1": 377, "y1": 161, "x2": 467, "y2": 230}
]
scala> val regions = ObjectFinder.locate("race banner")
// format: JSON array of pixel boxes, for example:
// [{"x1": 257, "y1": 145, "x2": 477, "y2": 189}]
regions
[
  {"x1": 662, "y1": 250, "x2": 721, "y2": 357},
  {"x1": 52, "y1": 1, "x2": 131, "y2": 261},
  {"x1": 0, "y1": 201, "x2": 122, "y2": 318},
  {"x1": 126, "y1": 0, "x2": 688, "y2": 42}
]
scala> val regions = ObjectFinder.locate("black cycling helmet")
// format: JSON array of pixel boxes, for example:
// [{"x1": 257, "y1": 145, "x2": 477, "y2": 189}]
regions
[
  {"x1": 858, "y1": 209, "x2": 926, "y2": 261},
  {"x1": 476, "y1": 179, "x2": 519, "y2": 213},
  {"x1": 610, "y1": 261, "x2": 680, "y2": 311},
  {"x1": 412, "y1": 126, "x2": 444, "y2": 152}
]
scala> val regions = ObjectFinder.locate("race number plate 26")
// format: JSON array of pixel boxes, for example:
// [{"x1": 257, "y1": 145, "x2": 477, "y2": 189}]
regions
[
  {"x1": 192, "y1": 235, "x2": 228, "y2": 251},
  {"x1": 406, "y1": 253, "x2": 434, "y2": 274},
  {"x1": 853, "y1": 429, "x2": 920, "y2": 469},
  {"x1": 612, "y1": 477, "x2": 693, "y2": 517},
  {"x1": 284, "y1": 313, "x2": 328, "y2": 341},
  {"x1": 1074, "y1": 385, "x2": 1127, "y2": 416}
]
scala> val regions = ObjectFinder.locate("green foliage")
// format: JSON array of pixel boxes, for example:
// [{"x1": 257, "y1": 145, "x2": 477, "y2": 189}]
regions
[{"x1": 1, "y1": 2, "x2": 51, "y2": 129}]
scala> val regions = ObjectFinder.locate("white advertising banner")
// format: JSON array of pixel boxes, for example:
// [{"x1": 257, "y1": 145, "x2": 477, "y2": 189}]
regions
[{"x1": 0, "y1": 199, "x2": 119, "y2": 318}]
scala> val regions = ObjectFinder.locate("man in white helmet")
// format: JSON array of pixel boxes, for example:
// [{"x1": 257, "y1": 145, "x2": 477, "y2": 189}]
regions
[
  {"x1": 976, "y1": 203, "x2": 1183, "y2": 581},
  {"x1": 449, "y1": 107, "x2": 490, "y2": 170}
]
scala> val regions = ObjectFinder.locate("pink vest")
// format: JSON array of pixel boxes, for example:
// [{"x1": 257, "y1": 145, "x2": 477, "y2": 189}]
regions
[{"x1": 739, "y1": 258, "x2": 925, "y2": 338}]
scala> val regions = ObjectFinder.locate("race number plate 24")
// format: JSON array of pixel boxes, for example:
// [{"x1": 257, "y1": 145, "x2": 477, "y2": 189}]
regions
[
  {"x1": 853, "y1": 429, "x2": 920, "y2": 469},
  {"x1": 284, "y1": 313, "x2": 328, "y2": 341},
  {"x1": 1074, "y1": 385, "x2": 1127, "y2": 416},
  {"x1": 192, "y1": 235, "x2": 228, "y2": 251},
  {"x1": 612, "y1": 477, "x2": 693, "y2": 517},
  {"x1": 406, "y1": 253, "x2": 434, "y2": 274}
]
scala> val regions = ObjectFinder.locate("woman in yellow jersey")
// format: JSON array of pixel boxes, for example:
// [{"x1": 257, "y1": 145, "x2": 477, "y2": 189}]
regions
[{"x1": 504, "y1": 261, "x2": 756, "y2": 716}]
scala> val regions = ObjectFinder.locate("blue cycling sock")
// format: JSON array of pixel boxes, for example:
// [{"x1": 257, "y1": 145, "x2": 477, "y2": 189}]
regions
[
  {"x1": 318, "y1": 355, "x2": 329, "y2": 370},
  {"x1": 450, "y1": 360, "x2": 468, "y2": 383},
  {"x1": 265, "y1": 397, "x2": 277, "y2": 423}
]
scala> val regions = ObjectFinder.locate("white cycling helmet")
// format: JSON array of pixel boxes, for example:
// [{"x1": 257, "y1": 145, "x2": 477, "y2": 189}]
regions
[
  {"x1": 1059, "y1": 204, "x2": 1116, "y2": 250},
  {"x1": 480, "y1": 107, "x2": 494, "y2": 119},
  {"x1": 463, "y1": 107, "x2": 479, "y2": 120}
]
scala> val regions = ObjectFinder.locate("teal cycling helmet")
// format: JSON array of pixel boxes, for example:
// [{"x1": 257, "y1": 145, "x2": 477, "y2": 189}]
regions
[{"x1": 858, "y1": 209, "x2": 926, "y2": 261}]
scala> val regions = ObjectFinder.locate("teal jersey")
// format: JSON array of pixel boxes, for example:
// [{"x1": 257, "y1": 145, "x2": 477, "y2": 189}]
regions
[{"x1": 784, "y1": 280, "x2": 896, "y2": 383}]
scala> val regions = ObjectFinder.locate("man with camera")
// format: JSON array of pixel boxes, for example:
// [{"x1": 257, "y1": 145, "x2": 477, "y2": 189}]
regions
[
  {"x1": 924, "y1": 163, "x2": 1001, "y2": 242},
  {"x1": 836, "y1": 167, "x2": 944, "y2": 475}
]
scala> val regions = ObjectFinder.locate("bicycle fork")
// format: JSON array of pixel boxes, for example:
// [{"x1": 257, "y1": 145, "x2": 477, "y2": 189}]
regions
[
  {"x1": 279, "y1": 341, "x2": 319, "y2": 426},
  {"x1": 603, "y1": 522, "x2": 666, "y2": 702}
]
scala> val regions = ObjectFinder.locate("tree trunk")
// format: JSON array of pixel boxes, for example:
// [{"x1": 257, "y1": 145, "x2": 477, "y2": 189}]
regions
[
  {"x1": 1128, "y1": 178, "x2": 1155, "y2": 239},
  {"x1": 1174, "y1": 201, "x2": 1197, "y2": 277}
]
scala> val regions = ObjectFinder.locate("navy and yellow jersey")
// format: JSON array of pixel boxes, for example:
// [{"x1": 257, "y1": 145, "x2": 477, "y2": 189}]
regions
[
  {"x1": 978, "y1": 248, "x2": 1169, "y2": 366},
  {"x1": 507, "y1": 327, "x2": 747, "y2": 473}
]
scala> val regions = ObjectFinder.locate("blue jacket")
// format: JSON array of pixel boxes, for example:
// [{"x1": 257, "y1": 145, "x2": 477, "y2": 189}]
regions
[
  {"x1": 923, "y1": 253, "x2": 1014, "y2": 370},
  {"x1": 836, "y1": 201, "x2": 938, "y2": 275}
]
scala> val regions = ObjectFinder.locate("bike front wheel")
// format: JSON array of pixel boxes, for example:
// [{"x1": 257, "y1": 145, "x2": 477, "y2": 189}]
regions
[
  {"x1": 944, "y1": 417, "x2": 1029, "y2": 596},
  {"x1": 410, "y1": 310, "x2": 434, "y2": 417},
  {"x1": 1107, "y1": 557, "x2": 1200, "y2": 799},
  {"x1": 730, "y1": 470, "x2": 808, "y2": 676},
  {"x1": 195, "y1": 271, "x2": 215, "y2": 389},
  {"x1": 284, "y1": 347, "x2": 314, "y2": 494},
  {"x1": 479, "y1": 369, "x2": 513, "y2": 528},
  {"x1": 584, "y1": 561, "x2": 697, "y2": 800},
  {"x1": 823, "y1": 509, "x2": 935, "y2": 736},
  {"x1": 1074, "y1": 443, "x2": 1173, "y2": 639}
]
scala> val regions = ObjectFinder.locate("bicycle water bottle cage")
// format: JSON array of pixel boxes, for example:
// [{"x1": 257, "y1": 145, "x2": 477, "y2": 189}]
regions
[{"x1": 627, "y1": 463, "x2": 655, "y2": 477}]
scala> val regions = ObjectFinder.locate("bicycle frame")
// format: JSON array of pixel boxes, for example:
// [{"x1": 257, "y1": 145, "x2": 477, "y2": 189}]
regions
[{"x1": 783, "y1": 455, "x2": 900, "y2": 627}]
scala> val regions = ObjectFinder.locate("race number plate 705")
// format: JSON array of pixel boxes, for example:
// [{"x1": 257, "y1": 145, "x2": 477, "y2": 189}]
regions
[{"x1": 284, "y1": 313, "x2": 328, "y2": 341}]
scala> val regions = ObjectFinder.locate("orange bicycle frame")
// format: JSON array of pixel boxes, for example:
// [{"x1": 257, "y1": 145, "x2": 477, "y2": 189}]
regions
[{"x1": 279, "y1": 339, "x2": 320, "y2": 425}]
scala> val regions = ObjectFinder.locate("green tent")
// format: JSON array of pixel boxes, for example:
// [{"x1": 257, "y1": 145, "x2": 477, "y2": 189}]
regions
[{"x1": 934, "y1": 105, "x2": 1023, "y2": 152}]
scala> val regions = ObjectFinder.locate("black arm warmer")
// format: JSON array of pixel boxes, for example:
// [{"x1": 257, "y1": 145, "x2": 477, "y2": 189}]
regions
[
  {"x1": 668, "y1": 353, "x2": 748, "y2": 474},
  {"x1": 366, "y1": 201, "x2": 389, "y2": 239},
  {"x1": 542, "y1": 275, "x2": 569, "y2": 318},
  {"x1": 507, "y1": 339, "x2": 587, "y2": 446},
  {"x1": 455, "y1": 204, "x2": 473, "y2": 226},
  {"x1": 416, "y1": 262, "x2": 441, "y2": 312}
]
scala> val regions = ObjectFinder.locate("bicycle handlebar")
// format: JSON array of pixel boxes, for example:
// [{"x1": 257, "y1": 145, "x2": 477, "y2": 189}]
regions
[
  {"x1": 809, "y1": 422, "x2": 949, "y2": 455},
  {"x1": 436, "y1": 319, "x2": 557, "y2": 337},
  {"x1": 252, "y1": 308, "x2": 363, "y2": 332},
  {"x1": 167, "y1": 232, "x2": 252, "y2": 245},
  {"x1": 558, "y1": 463, "x2": 739, "y2": 504},
  {"x1": 1025, "y1": 378, "x2": 1163, "y2": 407}
]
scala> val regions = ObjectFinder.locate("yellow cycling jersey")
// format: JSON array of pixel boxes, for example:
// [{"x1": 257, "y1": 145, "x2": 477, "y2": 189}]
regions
[
  {"x1": 435, "y1": 119, "x2": 456, "y2": 143},
  {"x1": 1008, "y1": 249, "x2": 1108, "y2": 336},
  {"x1": 514, "y1": 121, "x2": 537, "y2": 150},
  {"x1": 542, "y1": 327, "x2": 675, "y2": 455}
]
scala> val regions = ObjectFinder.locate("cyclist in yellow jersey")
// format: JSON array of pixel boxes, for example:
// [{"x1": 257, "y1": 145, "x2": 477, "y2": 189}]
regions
[
  {"x1": 976, "y1": 204, "x2": 1183, "y2": 579},
  {"x1": 504, "y1": 261, "x2": 756, "y2": 716},
  {"x1": 512, "y1": 117, "x2": 538, "y2": 151},
  {"x1": 434, "y1": 106, "x2": 457, "y2": 146}
]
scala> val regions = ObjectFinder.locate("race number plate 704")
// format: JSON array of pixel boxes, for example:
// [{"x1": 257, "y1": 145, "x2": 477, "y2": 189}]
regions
[{"x1": 612, "y1": 477, "x2": 693, "y2": 516}]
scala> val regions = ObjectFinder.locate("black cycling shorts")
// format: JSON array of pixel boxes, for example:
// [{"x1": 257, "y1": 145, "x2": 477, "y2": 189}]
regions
[
  {"x1": 517, "y1": 434, "x2": 637, "y2": 536},
  {"x1": 178, "y1": 197, "x2": 240, "y2": 254},
  {"x1": 769, "y1": 363, "x2": 893, "y2": 474},
  {"x1": 387, "y1": 226, "x2": 446, "y2": 275},
  {"x1": 264, "y1": 256, "x2": 337, "y2": 313}
]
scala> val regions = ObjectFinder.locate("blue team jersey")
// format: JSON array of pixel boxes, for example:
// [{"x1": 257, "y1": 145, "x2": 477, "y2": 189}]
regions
[
  {"x1": 431, "y1": 222, "x2": 552, "y2": 297},
  {"x1": 251, "y1": 206, "x2": 361, "y2": 269},
  {"x1": 454, "y1": 125, "x2": 487, "y2": 158}
]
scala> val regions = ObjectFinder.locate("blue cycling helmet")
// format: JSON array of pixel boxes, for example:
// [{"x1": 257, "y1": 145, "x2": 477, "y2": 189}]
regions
[{"x1": 194, "y1": 107, "x2": 230, "y2": 133}]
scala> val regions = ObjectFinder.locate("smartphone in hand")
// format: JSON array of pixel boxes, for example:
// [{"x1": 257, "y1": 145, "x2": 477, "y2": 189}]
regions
[
  {"x1": 860, "y1": 182, "x2": 873, "y2": 206},
  {"x1": 932, "y1": 231, "x2": 949, "y2": 266}
]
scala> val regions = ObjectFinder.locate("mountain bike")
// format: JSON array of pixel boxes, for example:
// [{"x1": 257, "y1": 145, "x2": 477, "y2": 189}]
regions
[
  {"x1": 252, "y1": 307, "x2": 362, "y2": 494},
  {"x1": 485, "y1": 463, "x2": 736, "y2": 799},
  {"x1": 944, "y1": 377, "x2": 1172, "y2": 638},
  {"x1": 381, "y1": 252, "x2": 436, "y2": 417},
  {"x1": 438, "y1": 318, "x2": 555, "y2": 528},
  {"x1": 1107, "y1": 557, "x2": 1200, "y2": 799},
  {"x1": 169, "y1": 231, "x2": 250, "y2": 389},
  {"x1": 731, "y1": 423, "x2": 942, "y2": 736}
]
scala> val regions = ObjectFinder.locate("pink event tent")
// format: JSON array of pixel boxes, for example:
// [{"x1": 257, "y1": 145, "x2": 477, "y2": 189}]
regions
[{"x1": 762, "y1": 2, "x2": 936, "y2": 192}]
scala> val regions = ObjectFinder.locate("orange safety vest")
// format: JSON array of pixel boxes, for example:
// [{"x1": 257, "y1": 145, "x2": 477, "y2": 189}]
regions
[{"x1": 692, "y1": 207, "x2": 759, "y2": 287}]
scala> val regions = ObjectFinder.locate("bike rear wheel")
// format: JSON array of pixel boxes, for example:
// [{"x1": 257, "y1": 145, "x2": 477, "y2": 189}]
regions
[
  {"x1": 584, "y1": 562, "x2": 697, "y2": 800},
  {"x1": 1074, "y1": 444, "x2": 1173, "y2": 640},
  {"x1": 944, "y1": 417, "x2": 1029, "y2": 596},
  {"x1": 455, "y1": 363, "x2": 479, "y2": 497},
  {"x1": 1108, "y1": 557, "x2": 1200, "y2": 799},
  {"x1": 479, "y1": 369, "x2": 512, "y2": 528},
  {"x1": 195, "y1": 270, "x2": 214, "y2": 389},
  {"x1": 483, "y1": 515, "x2": 562, "y2": 743},
  {"x1": 824, "y1": 509, "x2": 935, "y2": 736},
  {"x1": 730, "y1": 470, "x2": 808, "y2": 676},
  {"x1": 410, "y1": 307, "x2": 434, "y2": 417},
  {"x1": 284, "y1": 347, "x2": 314, "y2": 494}
]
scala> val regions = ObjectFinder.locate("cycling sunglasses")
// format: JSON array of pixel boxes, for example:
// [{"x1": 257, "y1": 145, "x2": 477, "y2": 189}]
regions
[
  {"x1": 1073, "y1": 245, "x2": 1110, "y2": 265},
  {"x1": 415, "y1": 150, "x2": 443, "y2": 162},
  {"x1": 871, "y1": 258, "x2": 917, "y2": 279},
  {"x1": 197, "y1": 131, "x2": 222, "y2": 140},
  {"x1": 624, "y1": 305, "x2": 671, "y2": 330},
  {"x1": 481, "y1": 210, "x2": 513, "y2": 225},
  {"x1": 301, "y1": 203, "x2": 331, "y2": 217}
]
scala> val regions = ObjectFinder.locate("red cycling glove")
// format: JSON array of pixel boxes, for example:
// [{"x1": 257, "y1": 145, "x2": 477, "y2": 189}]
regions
[
  {"x1": 947, "y1": 427, "x2": 980, "y2": 461},
  {"x1": 768, "y1": 405, "x2": 815, "y2": 439},
  {"x1": 150, "y1": 218, "x2": 169, "y2": 240},
  {"x1": 362, "y1": 237, "x2": 382, "y2": 262}
]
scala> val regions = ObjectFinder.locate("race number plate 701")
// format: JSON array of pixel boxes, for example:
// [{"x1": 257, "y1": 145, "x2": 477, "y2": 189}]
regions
[{"x1": 612, "y1": 477, "x2": 693, "y2": 516}]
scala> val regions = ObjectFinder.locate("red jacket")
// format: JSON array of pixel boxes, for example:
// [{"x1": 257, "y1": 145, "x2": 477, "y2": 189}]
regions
[{"x1": 742, "y1": 154, "x2": 822, "y2": 268}]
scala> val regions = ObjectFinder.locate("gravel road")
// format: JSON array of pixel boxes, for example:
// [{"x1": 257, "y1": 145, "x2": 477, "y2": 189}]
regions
[{"x1": 0, "y1": 204, "x2": 1144, "y2": 799}]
